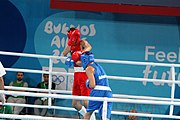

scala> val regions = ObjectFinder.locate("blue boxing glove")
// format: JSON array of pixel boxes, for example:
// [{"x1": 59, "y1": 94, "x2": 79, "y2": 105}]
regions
[
  {"x1": 65, "y1": 57, "x2": 74, "y2": 67},
  {"x1": 86, "y1": 80, "x2": 90, "y2": 88}
]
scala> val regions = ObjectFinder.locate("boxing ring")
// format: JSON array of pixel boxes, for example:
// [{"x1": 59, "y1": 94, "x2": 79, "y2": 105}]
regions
[{"x1": 0, "y1": 51, "x2": 180, "y2": 119}]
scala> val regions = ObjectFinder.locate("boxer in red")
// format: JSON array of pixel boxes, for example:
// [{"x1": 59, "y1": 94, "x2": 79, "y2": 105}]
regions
[{"x1": 63, "y1": 28, "x2": 96, "y2": 119}]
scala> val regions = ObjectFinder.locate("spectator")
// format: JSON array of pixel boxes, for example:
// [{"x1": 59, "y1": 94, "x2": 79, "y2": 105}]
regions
[
  {"x1": 34, "y1": 73, "x2": 55, "y2": 116},
  {"x1": 7, "y1": 72, "x2": 28, "y2": 115}
]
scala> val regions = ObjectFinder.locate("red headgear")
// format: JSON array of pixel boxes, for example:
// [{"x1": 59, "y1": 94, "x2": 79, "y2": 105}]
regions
[
  {"x1": 68, "y1": 28, "x2": 81, "y2": 46},
  {"x1": 71, "y1": 51, "x2": 82, "y2": 62}
]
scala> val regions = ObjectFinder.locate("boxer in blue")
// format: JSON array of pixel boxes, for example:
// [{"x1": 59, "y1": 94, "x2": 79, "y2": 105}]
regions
[{"x1": 72, "y1": 51, "x2": 112, "y2": 120}]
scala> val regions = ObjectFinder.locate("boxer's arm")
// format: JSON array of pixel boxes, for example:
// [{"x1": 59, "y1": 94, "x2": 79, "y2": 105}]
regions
[
  {"x1": 62, "y1": 45, "x2": 70, "y2": 56},
  {"x1": 80, "y1": 40, "x2": 92, "y2": 52},
  {"x1": 85, "y1": 66, "x2": 95, "y2": 88},
  {"x1": 0, "y1": 77, "x2": 4, "y2": 90}
]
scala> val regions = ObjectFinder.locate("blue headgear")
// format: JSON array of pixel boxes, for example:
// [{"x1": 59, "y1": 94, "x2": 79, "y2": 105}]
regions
[{"x1": 80, "y1": 52, "x2": 94, "y2": 69}]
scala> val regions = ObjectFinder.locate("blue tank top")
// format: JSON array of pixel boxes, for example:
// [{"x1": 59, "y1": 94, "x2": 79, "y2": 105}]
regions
[{"x1": 89, "y1": 62, "x2": 109, "y2": 87}]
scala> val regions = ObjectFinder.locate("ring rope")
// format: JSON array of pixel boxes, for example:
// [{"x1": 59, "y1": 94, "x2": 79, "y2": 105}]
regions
[
  {"x1": 1, "y1": 90, "x2": 180, "y2": 106},
  {"x1": 5, "y1": 68, "x2": 180, "y2": 85},
  {"x1": 0, "y1": 51, "x2": 180, "y2": 67}
]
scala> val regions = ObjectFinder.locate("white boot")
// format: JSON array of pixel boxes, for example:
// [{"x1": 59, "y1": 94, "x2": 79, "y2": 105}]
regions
[
  {"x1": 79, "y1": 106, "x2": 87, "y2": 116},
  {"x1": 90, "y1": 111, "x2": 96, "y2": 120}
]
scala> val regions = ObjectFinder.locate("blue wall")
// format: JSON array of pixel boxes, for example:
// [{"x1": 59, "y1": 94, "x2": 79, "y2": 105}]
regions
[{"x1": 1, "y1": 0, "x2": 180, "y2": 119}]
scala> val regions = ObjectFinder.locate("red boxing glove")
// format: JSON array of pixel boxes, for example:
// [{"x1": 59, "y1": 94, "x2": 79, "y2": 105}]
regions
[{"x1": 71, "y1": 51, "x2": 82, "y2": 62}]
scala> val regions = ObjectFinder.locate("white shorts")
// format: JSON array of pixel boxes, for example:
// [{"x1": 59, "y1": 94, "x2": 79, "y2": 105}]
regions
[{"x1": 0, "y1": 62, "x2": 6, "y2": 77}]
